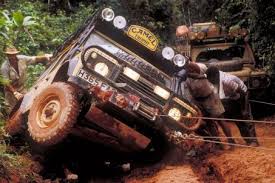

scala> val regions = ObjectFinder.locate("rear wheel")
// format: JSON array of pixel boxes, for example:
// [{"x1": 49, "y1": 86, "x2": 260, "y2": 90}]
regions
[{"x1": 28, "y1": 82, "x2": 80, "y2": 146}]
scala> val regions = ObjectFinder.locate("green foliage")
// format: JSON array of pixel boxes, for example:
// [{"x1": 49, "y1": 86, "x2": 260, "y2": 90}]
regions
[
  {"x1": 0, "y1": 0, "x2": 96, "y2": 121},
  {"x1": 0, "y1": 75, "x2": 9, "y2": 120},
  {"x1": 0, "y1": 0, "x2": 96, "y2": 82},
  {"x1": 98, "y1": 0, "x2": 223, "y2": 44},
  {"x1": 25, "y1": 64, "x2": 45, "y2": 89},
  {"x1": 215, "y1": 0, "x2": 275, "y2": 73},
  {"x1": 0, "y1": 10, "x2": 36, "y2": 48}
]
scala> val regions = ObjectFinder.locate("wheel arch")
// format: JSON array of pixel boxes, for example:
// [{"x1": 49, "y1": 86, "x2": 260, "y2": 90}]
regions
[{"x1": 52, "y1": 61, "x2": 70, "y2": 82}]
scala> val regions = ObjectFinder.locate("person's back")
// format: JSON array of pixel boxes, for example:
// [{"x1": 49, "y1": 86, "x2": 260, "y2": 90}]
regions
[{"x1": 185, "y1": 63, "x2": 224, "y2": 117}]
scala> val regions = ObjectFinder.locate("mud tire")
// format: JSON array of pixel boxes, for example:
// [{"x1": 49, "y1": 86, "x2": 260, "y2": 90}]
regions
[
  {"x1": 28, "y1": 82, "x2": 79, "y2": 146},
  {"x1": 5, "y1": 99, "x2": 24, "y2": 136}
]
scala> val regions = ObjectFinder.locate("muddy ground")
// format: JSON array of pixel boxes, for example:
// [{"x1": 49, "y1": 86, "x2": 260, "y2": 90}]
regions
[
  {"x1": 125, "y1": 121, "x2": 275, "y2": 183},
  {"x1": 1, "y1": 118, "x2": 275, "y2": 182}
]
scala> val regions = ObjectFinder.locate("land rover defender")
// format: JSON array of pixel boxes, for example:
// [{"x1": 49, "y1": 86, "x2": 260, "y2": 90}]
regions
[
  {"x1": 5, "y1": 8, "x2": 201, "y2": 153},
  {"x1": 176, "y1": 22, "x2": 270, "y2": 91}
]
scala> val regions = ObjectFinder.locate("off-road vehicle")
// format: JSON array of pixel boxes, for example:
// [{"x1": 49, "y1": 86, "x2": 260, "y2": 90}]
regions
[
  {"x1": 5, "y1": 8, "x2": 201, "y2": 153},
  {"x1": 176, "y1": 22, "x2": 270, "y2": 91}
]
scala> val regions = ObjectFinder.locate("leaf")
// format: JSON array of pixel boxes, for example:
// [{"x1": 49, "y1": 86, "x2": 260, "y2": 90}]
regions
[
  {"x1": 12, "y1": 11, "x2": 24, "y2": 27},
  {"x1": 0, "y1": 31, "x2": 9, "y2": 40},
  {"x1": 0, "y1": 17, "x2": 6, "y2": 27},
  {"x1": 23, "y1": 16, "x2": 36, "y2": 26},
  {"x1": 1, "y1": 10, "x2": 11, "y2": 22}
]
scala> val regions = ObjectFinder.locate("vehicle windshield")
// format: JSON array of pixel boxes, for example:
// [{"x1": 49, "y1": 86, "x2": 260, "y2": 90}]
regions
[{"x1": 196, "y1": 45, "x2": 245, "y2": 62}]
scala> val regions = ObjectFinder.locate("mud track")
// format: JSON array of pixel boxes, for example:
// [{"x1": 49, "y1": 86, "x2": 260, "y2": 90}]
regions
[
  {"x1": 1, "y1": 120, "x2": 275, "y2": 182},
  {"x1": 125, "y1": 123, "x2": 275, "y2": 183}
]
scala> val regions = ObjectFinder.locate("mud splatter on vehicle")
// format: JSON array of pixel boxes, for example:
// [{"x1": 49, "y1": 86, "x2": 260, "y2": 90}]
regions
[{"x1": 5, "y1": 8, "x2": 201, "y2": 158}]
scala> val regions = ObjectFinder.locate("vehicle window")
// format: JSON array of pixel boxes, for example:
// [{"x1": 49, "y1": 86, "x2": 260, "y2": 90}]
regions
[{"x1": 196, "y1": 46, "x2": 245, "y2": 62}]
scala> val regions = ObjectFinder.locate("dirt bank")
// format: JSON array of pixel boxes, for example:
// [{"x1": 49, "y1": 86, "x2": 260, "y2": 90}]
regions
[
  {"x1": 202, "y1": 148, "x2": 275, "y2": 183},
  {"x1": 125, "y1": 122, "x2": 275, "y2": 183}
]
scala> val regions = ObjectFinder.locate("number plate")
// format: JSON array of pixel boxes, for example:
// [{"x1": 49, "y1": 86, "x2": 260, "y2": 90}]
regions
[{"x1": 77, "y1": 69, "x2": 111, "y2": 90}]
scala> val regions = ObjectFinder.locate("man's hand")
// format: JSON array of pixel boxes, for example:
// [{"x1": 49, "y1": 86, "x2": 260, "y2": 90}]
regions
[
  {"x1": 44, "y1": 53, "x2": 53, "y2": 61},
  {"x1": 13, "y1": 91, "x2": 23, "y2": 100}
]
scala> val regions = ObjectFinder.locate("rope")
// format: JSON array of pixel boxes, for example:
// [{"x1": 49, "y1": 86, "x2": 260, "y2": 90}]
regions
[
  {"x1": 249, "y1": 99, "x2": 275, "y2": 106},
  {"x1": 158, "y1": 115, "x2": 275, "y2": 124},
  {"x1": 186, "y1": 136, "x2": 275, "y2": 152},
  {"x1": 168, "y1": 132, "x2": 275, "y2": 152},
  {"x1": 195, "y1": 136, "x2": 275, "y2": 140},
  {"x1": 169, "y1": 131, "x2": 275, "y2": 153}
]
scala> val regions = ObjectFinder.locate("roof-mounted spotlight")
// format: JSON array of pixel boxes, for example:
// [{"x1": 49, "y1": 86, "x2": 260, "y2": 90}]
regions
[
  {"x1": 102, "y1": 8, "x2": 115, "y2": 21},
  {"x1": 113, "y1": 16, "x2": 127, "y2": 29},
  {"x1": 173, "y1": 54, "x2": 187, "y2": 67},
  {"x1": 162, "y1": 47, "x2": 175, "y2": 60}
]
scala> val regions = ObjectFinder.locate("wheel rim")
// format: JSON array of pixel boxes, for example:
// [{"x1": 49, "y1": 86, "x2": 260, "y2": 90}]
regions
[{"x1": 36, "y1": 95, "x2": 61, "y2": 129}]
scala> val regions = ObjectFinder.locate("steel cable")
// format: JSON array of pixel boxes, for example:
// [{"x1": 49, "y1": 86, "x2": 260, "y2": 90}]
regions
[
  {"x1": 193, "y1": 136, "x2": 275, "y2": 140},
  {"x1": 186, "y1": 136, "x2": 275, "y2": 152},
  {"x1": 249, "y1": 100, "x2": 275, "y2": 106},
  {"x1": 158, "y1": 115, "x2": 275, "y2": 124},
  {"x1": 168, "y1": 132, "x2": 275, "y2": 152}
]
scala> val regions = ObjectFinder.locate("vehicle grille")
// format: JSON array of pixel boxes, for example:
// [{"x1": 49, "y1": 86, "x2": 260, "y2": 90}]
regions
[{"x1": 116, "y1": 73, "x2": 166, "y2": 107}]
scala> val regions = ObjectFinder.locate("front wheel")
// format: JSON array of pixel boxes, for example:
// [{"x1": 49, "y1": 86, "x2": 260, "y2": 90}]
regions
[{"x1": 27, "y1": 82, "x2": 80, "y2": 146}]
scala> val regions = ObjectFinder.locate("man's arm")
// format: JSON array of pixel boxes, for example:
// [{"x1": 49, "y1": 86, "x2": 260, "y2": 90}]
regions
[
  {"x1": 18, "y1": 54, "x2": 52, "y2": 65},
  {"x1": 222, "y1": 71, "x2": 247, "y2": 93},
  {"x1": 231, "y1": 75, "x2": 247, "y2": 94}
]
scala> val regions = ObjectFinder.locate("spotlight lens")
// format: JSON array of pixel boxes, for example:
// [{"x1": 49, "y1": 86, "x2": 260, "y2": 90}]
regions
[
  {"x1": 162, "y1": 47, "x2": 175, "y2": 60},
  {"x1": 101, "y1": 8, "x2": 115, "y2": 21},
  {"x1": 113, "y1": 16, "x2": 127, "y2": 29},
  {"x1": 173, "y1": 54, "x2": 187, "y2": 67}
]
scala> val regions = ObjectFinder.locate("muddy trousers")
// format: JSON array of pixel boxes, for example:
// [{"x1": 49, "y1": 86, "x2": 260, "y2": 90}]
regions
[
  {"x1": 196, "y1": 119, "x2": 235, "y2": 144},
  {"x1": 235, "y1": 121, "x2": 258, "y2": 145},
  {"x1": 222, "y1": 94, "x2": 259, "y2": 145},
  {"x1": 216, "y1": 120, "x2": 235, "y2": 144}
]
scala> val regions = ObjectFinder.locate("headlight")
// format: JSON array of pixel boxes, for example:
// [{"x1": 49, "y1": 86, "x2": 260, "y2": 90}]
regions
[
  {"x1": 154, "y1": 86, "x2": 170, "y2": 100},
  {"x1": 123, "y1": 67, "x2": 140, "y2": 81},
  {"x1": 168, "y1": 108, "x2": 181, "y2": 121},
  {"x1": 162, "y1": 47, "x2": 175, "y2": 60},
  {"x1": 94, "y1": 62, "x2": 109, "y2": 76},
  {"x1": 113, "y1": 16, "x2": 127, "y2": 29},
  {"x1": 101, "y1": 8, "x2": 115, "y2": 21},
  {"x1": 173, "y1": 54, "x2": 187, "y2": 67}
]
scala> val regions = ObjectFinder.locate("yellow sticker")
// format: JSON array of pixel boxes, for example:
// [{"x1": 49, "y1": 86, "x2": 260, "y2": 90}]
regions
[{"x1": 127, "y1": 25, "x2": 159, "y2": 51}]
